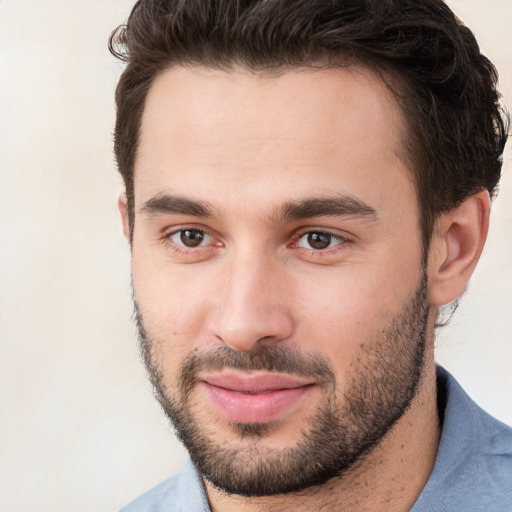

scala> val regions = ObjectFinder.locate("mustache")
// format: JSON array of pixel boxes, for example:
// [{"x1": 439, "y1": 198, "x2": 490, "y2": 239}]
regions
[
  {"x1": 178, "y1": 345, "x2": 336, "y2": 397},
  {"x1": 133, "y1": 299, "x2": 335, "y2": 396}
]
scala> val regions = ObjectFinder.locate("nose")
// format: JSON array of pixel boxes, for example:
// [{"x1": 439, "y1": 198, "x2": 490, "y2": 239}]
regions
[{"x1": 207, "y1": 254, "x2": 294, "y2": 351}]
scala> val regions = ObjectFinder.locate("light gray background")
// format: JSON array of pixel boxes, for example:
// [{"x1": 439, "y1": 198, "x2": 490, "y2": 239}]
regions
[{"x1": 0, "y1": 1, "x2": 510, "y2": 510}]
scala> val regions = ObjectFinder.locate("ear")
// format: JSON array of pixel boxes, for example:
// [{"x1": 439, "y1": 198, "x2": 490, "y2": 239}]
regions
[
  {"x1": 428, "y1": 190, "x2": 490, "y2": 306},
  {"x1": 118, "y1": 193, "x2": 131, "y2": 240}
]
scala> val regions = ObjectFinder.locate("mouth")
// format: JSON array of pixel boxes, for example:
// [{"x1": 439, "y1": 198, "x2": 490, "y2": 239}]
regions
[{"x1": 200, "y1": 372, "x2": 315, "y2": 424}]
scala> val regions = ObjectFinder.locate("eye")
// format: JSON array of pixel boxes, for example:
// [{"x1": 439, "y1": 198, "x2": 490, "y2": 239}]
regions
[
  {"x1": 169, "y1": 229, "x2": 212, "y2": 248},
  {"x1": 296, "y1": 231, "x2": 344, "y2": 250}
]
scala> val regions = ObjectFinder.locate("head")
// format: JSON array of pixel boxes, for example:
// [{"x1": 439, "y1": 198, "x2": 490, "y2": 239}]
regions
[{"x1": 110, "y1": 0, "x2": 508, "y2": 499}]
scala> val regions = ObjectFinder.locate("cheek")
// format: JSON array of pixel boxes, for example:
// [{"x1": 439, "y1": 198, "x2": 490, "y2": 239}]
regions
[
  {"x1": 131, "y1": 249, "x2": 215, "y2": 372},
  {"x1": 292, "y1": 262, "x2": 421, "y2": 373},
  {"x1": 293, "y1": 283, "x2": 377, "y2": 365}
]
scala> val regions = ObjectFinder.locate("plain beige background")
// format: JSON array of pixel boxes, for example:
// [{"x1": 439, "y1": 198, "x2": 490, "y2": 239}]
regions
[{"x1": 0, "y1": 1, "x2": 510, "y2": 510}]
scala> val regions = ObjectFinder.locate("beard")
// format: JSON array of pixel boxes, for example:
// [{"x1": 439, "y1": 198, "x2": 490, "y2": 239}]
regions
[{"x1": 134, "y1": 269, "x2": 430, "y2": 497}]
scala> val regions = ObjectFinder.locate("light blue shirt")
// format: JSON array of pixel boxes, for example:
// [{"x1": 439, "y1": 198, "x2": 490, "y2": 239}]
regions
[{"x1": 121, "y1": 367, "x2": 512, "y2": 511}]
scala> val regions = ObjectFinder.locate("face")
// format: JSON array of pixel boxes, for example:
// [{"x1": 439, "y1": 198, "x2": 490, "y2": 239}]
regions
[{"x1": 127, "y1": 66, "x2": 432, "y2": 496}]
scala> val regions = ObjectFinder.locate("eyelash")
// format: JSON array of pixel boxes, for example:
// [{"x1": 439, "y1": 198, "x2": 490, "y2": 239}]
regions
[
  {"x1": 163, "y1": 227, "x2": 216, "y2": 254},
  {"x1": 162, "y1": 227, "x2": 351, "y2": 256},
  {"x1": 291, "y1": 230, "x2": 350, "y2": 255}
]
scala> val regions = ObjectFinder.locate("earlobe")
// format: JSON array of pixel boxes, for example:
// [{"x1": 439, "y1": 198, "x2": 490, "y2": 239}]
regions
[
  {"x1": 428, "y1": 190, "x2": 490, "y2": 306},
  {"x1": 118, "y1": 193, "x2": 131, "y2": 240}
]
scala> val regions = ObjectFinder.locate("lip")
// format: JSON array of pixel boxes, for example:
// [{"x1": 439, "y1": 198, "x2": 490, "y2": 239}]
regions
[{"x1": 200, "y1": 372, "x2": 314, "y2": 424}]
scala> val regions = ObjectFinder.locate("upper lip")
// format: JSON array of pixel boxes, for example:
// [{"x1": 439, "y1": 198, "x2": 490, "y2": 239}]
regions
[{"x1": 201, "y1": 372, "x2": 314, "y2": 393}]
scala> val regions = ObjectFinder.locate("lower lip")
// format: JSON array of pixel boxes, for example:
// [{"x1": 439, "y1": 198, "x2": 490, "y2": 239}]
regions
[{"x1": 201, "y1": 382, "x2": 312, "y2": 423}]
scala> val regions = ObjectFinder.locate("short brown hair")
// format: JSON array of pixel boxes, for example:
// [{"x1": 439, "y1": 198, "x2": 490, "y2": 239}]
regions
[{"x1": 109, "y1": 0, "x2": 508, "y2": 248}]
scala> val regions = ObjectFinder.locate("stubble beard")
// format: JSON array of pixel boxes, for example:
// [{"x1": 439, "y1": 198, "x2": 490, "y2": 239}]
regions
[{"x1": 134, "y1": 270, "x2": 430, "y2": 497}]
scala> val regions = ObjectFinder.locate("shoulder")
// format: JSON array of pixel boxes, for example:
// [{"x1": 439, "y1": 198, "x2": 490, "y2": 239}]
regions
[
  {"x1": 412, "y1": 366, "x2": 512, "y2": 512},
  {"x1": 120, "y1": 476, "x2": 178, "y2": 512},
  {"x1": 119, "y1": 459, "x2": 210, "y2": 512}
]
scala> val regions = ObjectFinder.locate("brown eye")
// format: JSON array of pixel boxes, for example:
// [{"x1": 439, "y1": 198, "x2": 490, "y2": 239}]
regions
[
  {"x1": 307, "y1": 232, "x2": 332, "y2": 249},
  {"x1": 170, "y1": 229, "x2": 208, "y2": 247},
  {"x1": 297, "y1": 231, "x2": 343, "y2": 250}
]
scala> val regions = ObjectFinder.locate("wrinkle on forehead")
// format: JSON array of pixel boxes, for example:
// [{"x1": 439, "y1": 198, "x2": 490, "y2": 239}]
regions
[{"x1": 136, "y1": 64, "x2": 408, "y2": 178}]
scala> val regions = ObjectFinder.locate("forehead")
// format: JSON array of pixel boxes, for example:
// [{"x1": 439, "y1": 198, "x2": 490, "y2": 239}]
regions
[{"x1": 135, "y1": 65, "x2": 413, "y2": 216}]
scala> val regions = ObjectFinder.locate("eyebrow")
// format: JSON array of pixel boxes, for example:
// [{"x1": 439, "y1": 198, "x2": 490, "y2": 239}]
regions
[
  {"x1": 275, "y1": 195, "x2": 378, "y2": 222},
  {"x1": 140, "y1": 193, "x2": 377, "y2": 223},
  {"x1": 141, "y1": 195, "x2": 215, "y2": 218}
]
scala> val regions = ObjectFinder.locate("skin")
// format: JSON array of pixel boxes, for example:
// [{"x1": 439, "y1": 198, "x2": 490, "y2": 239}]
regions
[{"x1": 120, "y1": 65, "x2": 490, "y2": 511}]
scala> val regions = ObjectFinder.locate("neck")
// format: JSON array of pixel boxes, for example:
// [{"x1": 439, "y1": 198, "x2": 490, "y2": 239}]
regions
[{"x1": 205, "y1": 357, "x2": 440, "y2": 512}]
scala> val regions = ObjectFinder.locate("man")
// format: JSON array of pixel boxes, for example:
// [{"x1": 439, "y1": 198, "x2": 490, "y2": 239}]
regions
[{"x1": 110, "y1": 0, "x2": 512, "y2": 510}]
